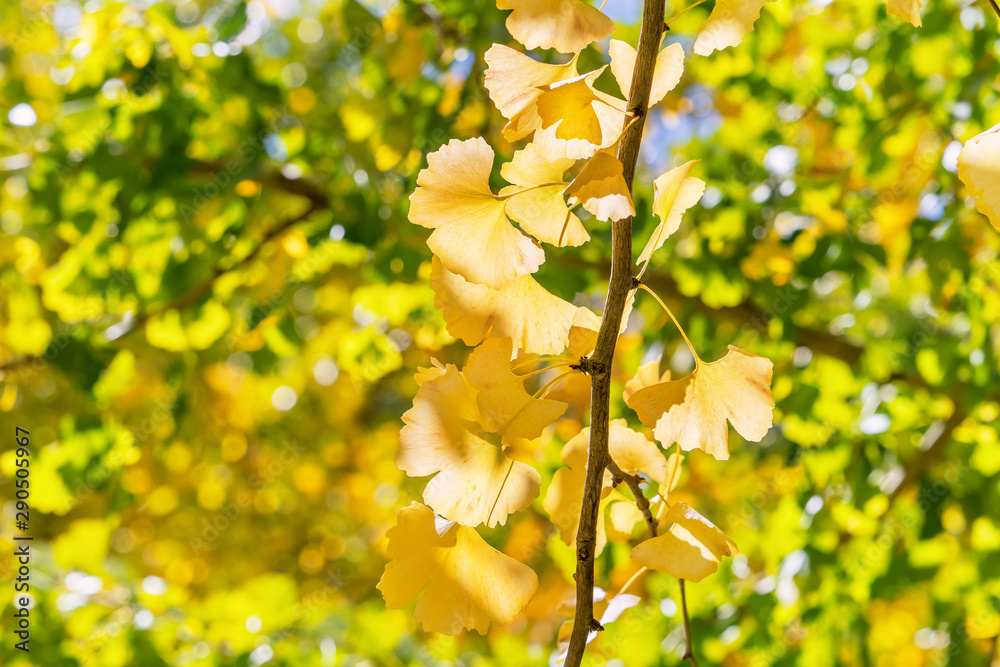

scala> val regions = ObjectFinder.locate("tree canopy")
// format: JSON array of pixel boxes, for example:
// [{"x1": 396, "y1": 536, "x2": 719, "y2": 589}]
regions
[{"x1": 1, "y1": 0, "x2": 999, "y2": 665}]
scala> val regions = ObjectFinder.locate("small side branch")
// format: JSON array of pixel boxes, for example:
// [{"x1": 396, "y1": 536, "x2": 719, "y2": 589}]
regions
[{"x1": 607, "y1": 460, "x2": 657, "y2": 537}]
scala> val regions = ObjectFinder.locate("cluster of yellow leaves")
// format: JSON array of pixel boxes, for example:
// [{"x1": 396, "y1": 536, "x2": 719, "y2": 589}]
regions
[
  {"x1": 398, "y1": 339, "x2": 565, "y2": 528},
  {"x1": 384, "y1": 0, "x2": 784, "y2": 639},
  {"x1": 544, "y1": 419, "x2": 669, "y2": 555}
]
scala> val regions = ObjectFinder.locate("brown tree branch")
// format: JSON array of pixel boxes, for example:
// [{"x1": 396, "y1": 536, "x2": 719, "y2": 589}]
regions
[
  {"x1": 564, "y1": 1, "x2": 665, "y2": 664},
  {"x1": 608, "y1": 461, "x2": 658, "y2": 537}
]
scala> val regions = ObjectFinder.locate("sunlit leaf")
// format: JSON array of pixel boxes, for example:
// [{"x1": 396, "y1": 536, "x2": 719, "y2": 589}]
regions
[
  {"x1": 609, "y1": 40, "x2": 685, "y2": 106},
  {"x1": 630, "y1": 502, "x2": 737, "y2": 582},
  {"x1": 464, "y1": 338, "x2": 568, "y2": 442},
  {"x1": 497, "y1": 0, "x2": 614, "y2": 53},
  {"x1": 500, "y1": 134, "x2": 590, "y2": 247},
  {"x1": 399, "y1": 365, "x2": 541, "y2": 527},
  {"x1": 409, "y1": 137, "x2": 545, "y2": 289},
  {"x1": 565, "y1": 148, "x2": 636, "y2": 222},
  {"x1": 431, "y1": 257, "x2": 587, "y2": 356},
  {"x1": 637, "y1": 161, "x2": 705, "y2": 265},
  {"x1": 627, "y1": 345, "x2": 774, "y2": 460},
  {"x1": 378, "y1": 503, "x2": 538, "y2": 634},
  {"x1": 693, "y1": 0, "x2": 773, "y2": 56},
  {"x1": 484, "y1": 44, "x2": 579, "y2": 142}
]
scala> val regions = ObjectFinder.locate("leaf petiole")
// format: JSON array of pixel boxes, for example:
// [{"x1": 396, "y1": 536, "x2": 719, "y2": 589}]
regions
[
  {"x1": 665, "y1": 0, "x2": 708, "y2": 27},
  {"x1": 495, "y1": 182, "x2": 568, "y2": 200},
  {"x1": 517, "y1": 361, "x2": 575, "y2": 381},
  {"x1": 533, "y1": 370, "x2": 576, "y2": 399},
  {"x1": 636, "y1": 283, "x2": 702, "y2": 364}
]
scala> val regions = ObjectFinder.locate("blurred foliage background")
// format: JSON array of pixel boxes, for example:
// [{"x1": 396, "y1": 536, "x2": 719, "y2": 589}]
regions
[{"x1": 1, "y1": 0, "x2": 999, "y2": 665}]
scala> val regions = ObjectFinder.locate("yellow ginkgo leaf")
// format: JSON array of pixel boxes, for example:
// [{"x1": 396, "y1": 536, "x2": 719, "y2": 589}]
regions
[
  {"x1": 464, "y1": 338, "x2": 568, "y2": 442},
  {"x1": 566, "y1": 308, "x2": 603, "y2": 358},
  {"x1": 565, "y1": 297, "x2": 634, "y2": 360},
  {"x1": 497, "y1": 0, "x2": 614, "y2": 53},
  {"x1": 409, "y1": 137, "x2": 544, "y2": 289},
  {"x1": 623, "y1": 355, "x2": 672, "y2": 402},
  {"x1": 484, "y1": 44, "x2": 579, "y2": 142},
  {"x1": 887, "y1": 0, "x2": 924, "y2": 26},
  {"x1": 693, "y1": 0, "x2": 773, "y2": 57},
  {"x1": 957, "y1": 123, "x2": 1000, "y2": 231},
  {"x1": 626, "y1": 345, "x2": 774, "y2": 460},
  {"x1": 565, "y1": 148, "x2": 636, "y2": 222},
  {"x1": 414, "y1": 359, "x2": 447, "y2": 386},
  {"x1": 399, "y1": 365, "x2": 541, "y2": 527},
  {"x1": 637, "y1": 161, "x2": 706, "y2": 265},
  {"x1": 537, "y1": 68, "x2": 627, "y2": 150},
  {"x1": 500, "y1": 137, "x2": 590, "y2": 247},
  {"x1": 664, "y1": 502, "x2": 738, "y2": 559},
  {"x1": 607, "y1": 418, "x2": 668, "y2": 485},
  {"x1": 431, "y1": 257, "x2": 586, "y2": 356},
  {"x1": 608, "y1": 501, "x2": 645, "y2": 540},
  {"x1": 378, "y1": 503, "x2": 538, "y2": 634},
  {"x1": 609, "y1": 40, "x2": 685, "y2": 106},
  {"x1": 630, "y1": 502, "x2": 737, "y2": 582}
]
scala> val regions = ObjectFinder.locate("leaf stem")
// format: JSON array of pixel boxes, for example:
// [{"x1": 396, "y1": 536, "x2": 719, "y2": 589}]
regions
[
  {"x1": 679, "y1": 579, "x2": 700, "y2": 666},
  {"x1": 510, "y1": 355, "x2": 572, "y2": 372},
  {"x1": 636, "y1": 223, "x2": 668, "y2": 280},
  {"x1": 666, "y1": 0, "x2": 708, "y2": 27},
  {"x1": 557, "y1": 205, "x2": 578, "y2": 246},
  {"x1": 495, "y1": 182, "x2": 567, "y2": 200},
  {"x1": 533, "y1": 370, "x2": 575, "y2": 399},
  {"x1": 517, "y1": 361, "x2": 575, "y2": 381},
  {"x1": 987, "y1": 0, "x2": 1000, "y2": 19},
  {"x1": 637, "y1": 283, "x2": 702, "y2": 364},
  {"x1": 486, "y1": 459, "x2": 515, "y2": 527},
  {"x1": 613, "y1": 566, "x2": 649, "y2": 598}
]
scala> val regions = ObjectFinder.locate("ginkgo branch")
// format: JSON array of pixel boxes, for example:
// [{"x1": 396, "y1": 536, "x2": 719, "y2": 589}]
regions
[
  {"x1": 986, "y1": 0, "x2": 1000, "y2": 20},
  {"x1": 607, "y1": 460, "x2": 658, "y2": 537},
  {"x1": 637, "y1": 283, "x2": 702, "y2": 363},
  {"x1": 564, "y1": 0, "x2": 665, "y2": 664}
]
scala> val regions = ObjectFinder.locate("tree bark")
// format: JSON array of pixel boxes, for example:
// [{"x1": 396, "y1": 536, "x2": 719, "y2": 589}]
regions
[{"x1": 564, "y1": 2, "x2": 665, "y2": 665}]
